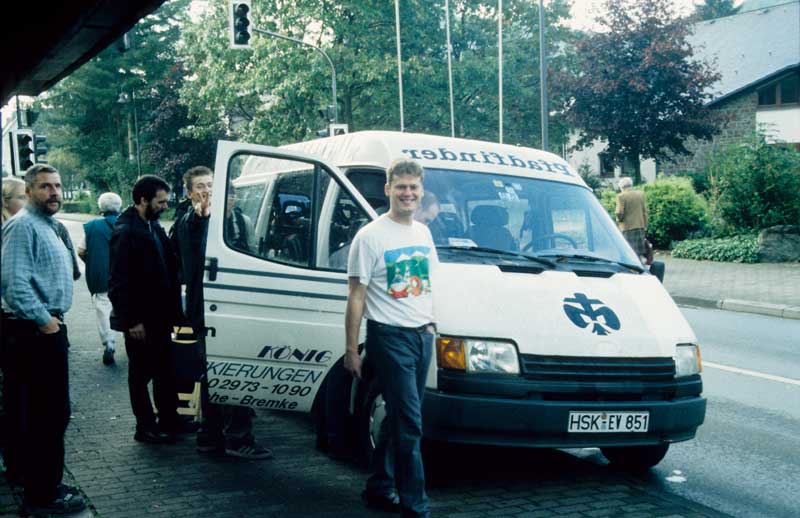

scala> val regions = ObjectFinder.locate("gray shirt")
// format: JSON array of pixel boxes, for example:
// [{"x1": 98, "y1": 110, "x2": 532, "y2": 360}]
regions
[{"x1": 1, "y1": 205, "x2": 73, "y2": 325}]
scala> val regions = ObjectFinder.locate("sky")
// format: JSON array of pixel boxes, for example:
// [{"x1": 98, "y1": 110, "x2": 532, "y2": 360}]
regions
[{"x1": 568, "y1": 0, "x2": 714, "y2": 31}]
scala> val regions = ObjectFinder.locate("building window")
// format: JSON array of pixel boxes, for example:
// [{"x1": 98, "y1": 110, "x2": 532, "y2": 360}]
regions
[
  {"x1": 599, "y1": 152, "x2": 615, "y2": 178},
  {"x1": 758, "y1": 73, "x2": 800, "y2": 107}
]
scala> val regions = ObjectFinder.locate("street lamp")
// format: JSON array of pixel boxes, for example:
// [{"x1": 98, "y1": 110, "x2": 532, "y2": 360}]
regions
[{"x1": 117, "y1": 90, "x2": 142, "y2": 177}]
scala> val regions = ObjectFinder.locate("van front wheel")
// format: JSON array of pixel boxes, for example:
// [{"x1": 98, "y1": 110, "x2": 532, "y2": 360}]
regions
[
  {"x1": 601, "y1": 444, "x2": 669, "y2": 471},
  {"x1": 357, "y1": 379, "x2": 386, "y2": 467}
]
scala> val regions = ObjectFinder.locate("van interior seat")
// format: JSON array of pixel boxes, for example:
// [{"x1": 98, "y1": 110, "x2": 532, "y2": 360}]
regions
[{"x1": 469, "y1": 205, "x2": 516, "y2": 250}]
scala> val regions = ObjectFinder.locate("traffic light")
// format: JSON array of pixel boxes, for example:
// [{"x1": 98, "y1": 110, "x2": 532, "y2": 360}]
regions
[
  {"x1": 34, "y1": 134, "x2": 48, "y2": 164},
  {"x1": 229, "y1": 1, "x2": 252, "y2": 49},
  {"x1": 10, "y1": 129, "x2": 34, "y2": 175}
]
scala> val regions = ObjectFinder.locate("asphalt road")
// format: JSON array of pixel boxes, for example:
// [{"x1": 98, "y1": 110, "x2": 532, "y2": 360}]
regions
[
  {"x1": 57, "y1": 217, "x2": 797, "y2": 518},
  {"x1": 578, "y1": 307, "x2": 800, "y2": 518}
]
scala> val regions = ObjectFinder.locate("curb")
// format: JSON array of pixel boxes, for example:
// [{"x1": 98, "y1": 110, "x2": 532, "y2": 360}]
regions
[{"x1": 673, "y1": 295, "x2": 800, "y2": 320}]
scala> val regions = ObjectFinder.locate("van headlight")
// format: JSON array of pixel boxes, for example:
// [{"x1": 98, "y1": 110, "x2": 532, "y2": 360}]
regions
[
  {"x1": 436, "y1": 336, "x2": 520, "y2": 374},
  {"x1": 675, "y1": 344, "x2": 702, "y2": 377}
]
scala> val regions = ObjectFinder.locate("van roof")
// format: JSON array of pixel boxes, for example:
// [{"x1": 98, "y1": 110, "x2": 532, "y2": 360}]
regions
[{"x1": 269, "y1": 131, "x2": 586, "y2": 187}]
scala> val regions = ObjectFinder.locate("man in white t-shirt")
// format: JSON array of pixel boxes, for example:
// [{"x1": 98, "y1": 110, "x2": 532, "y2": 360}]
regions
[{"x1": 345, "y1": 158, "x2": 438, "y2": 518}]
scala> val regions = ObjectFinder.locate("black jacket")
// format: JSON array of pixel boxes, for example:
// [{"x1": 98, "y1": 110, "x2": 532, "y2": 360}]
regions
[
  {"x1": 109, "y1": 206, "x2": 182, "y2": 331},
  {"x1": 174, "y1": 209, "x2": 208, "y2": 331}
]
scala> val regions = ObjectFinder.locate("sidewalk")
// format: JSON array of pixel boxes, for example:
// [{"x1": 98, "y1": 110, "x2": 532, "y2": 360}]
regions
[{"x1": 657, "y1": 253, "x2": 800, "y2": 319}]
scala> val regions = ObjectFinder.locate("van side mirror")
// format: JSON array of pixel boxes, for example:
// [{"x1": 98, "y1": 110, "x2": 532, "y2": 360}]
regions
[{"x1": 649, "y1": 261, "x2": 665, "y2": 283}]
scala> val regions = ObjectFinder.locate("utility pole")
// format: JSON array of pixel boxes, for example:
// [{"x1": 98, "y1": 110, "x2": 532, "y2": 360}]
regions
[
  {"x1": 498, "y1": 0, "x2": 503, "y2": 144},
  {"x1": 445, "y1": 0, "x2": 455, "y2": 138},
  {"x1": 539, "y1": 0, "x2": 549, "y2": 151},
  {"x1": 394, "y1": 0, "x2": 405, "y2": 132}
]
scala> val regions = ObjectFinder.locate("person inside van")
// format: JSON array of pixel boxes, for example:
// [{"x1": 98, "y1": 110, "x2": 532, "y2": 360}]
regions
[{"x1": 414, "y1": 191, "x2": 447, "y2": 245}]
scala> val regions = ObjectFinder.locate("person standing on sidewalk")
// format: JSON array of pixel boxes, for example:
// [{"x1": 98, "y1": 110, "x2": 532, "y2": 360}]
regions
[
  {"x1": 173, "y1": 166, "x2": 272, "y2": 459},
  {"x1": 345, "y1": 158, "x2": 438, "y2": 518},
  {"x1": 615, "y1": 177, "x2": 649, "y2": 261},
  {"x1": 109, "y1": 175, "x2": 189, "y2": 444},
  {"x1": 1, "y1": 165, "x2": 87, "y2": 514},
  {"x1": 78, "y1": 192, "x2": 123, "y2": 365}
]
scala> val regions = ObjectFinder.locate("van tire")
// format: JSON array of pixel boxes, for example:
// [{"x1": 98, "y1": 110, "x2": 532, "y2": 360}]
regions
[
  {"x1": 601, "y1": 444, "x2": 669, "y2": 471},
  {"x1": 356, "y1": 378, "x2": 385, "y2": 467}
]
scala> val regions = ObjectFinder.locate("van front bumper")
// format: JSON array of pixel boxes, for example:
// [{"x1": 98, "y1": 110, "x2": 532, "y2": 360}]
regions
[{"x1": 422, "y1": 390, "x2": 706, "y2": 448}]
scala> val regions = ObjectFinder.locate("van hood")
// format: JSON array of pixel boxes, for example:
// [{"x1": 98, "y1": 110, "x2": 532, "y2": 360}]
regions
[{"x1": 433, "y1": 263, "x2": 696, "y2": 358}]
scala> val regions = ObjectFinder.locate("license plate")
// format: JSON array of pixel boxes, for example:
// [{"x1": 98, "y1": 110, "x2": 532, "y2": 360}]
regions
[{"x1": 568, "y1": 411, "x2": 649, "y2": 433}]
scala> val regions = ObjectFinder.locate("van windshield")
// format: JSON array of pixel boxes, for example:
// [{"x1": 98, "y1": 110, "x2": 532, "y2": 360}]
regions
[{"x1": 414, "y1": 168, "x2": 640, "y2": 266}]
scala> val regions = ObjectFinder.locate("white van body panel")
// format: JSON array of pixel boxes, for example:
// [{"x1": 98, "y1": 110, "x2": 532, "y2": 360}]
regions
[{"x1": 260, "y1": 131, "x2": 585, "y2": 187}]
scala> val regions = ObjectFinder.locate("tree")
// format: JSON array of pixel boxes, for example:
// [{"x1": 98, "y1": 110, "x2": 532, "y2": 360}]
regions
[
  {"x1": 32, "y1": 0, "x2": 197, "y2": 196},
  {"x1": 178, "y1": 0, "x2": 577, "y2": 149},
  {"x1": 693, "y1": 0, "x2": 740, "y2": 21},
  {"x1": 558, "y1": 0, "x2": 721, "y2": 184}
]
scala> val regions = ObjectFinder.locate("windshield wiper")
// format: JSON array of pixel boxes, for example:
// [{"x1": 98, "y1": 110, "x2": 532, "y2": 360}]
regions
[
  {"x1": 539, "y1": 253, "x2": 645, "y2": 273},
  {"x1": 438, "y1": 245, "x2": 556, "y2": 268}
]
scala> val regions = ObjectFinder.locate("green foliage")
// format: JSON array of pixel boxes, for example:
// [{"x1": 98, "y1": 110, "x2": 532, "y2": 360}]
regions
[
  {"x1": 577, "y1": 161, "x2": 603, "y2": 194},
  {"x1": 599, "y1": 188, "x2": 617, "y2": 217},
  {"x1": 643, "y1": 176, "x2": 708, "y2": 249},
  {"x1": 674, "y1": 170, "x2": 711, "y2": 196},
  {"x1": 178, "y1": 0, "x2": 578, "y2": 148},
  {"x1": 708, "y1": 136, "x2": 800, "y2": 232},
  {"x1": 559, "y1": 0, "x2": 720, "y2": 184},
  {"x1": 61, "y1": 200, "x2": 94, "y2": 214},
  {"x1": 672, "y1": 234, "x2": 759, "y2": 263}
]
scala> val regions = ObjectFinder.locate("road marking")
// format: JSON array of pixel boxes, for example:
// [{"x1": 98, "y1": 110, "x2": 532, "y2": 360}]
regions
[{"x1": 704, "y1": 361, "x2": 800, "y2": 387}]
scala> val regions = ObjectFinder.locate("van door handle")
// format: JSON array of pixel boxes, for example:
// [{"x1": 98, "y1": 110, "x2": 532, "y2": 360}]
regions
[{"x1": 207, "y1": 257, "x2": 219, "y2": 281}]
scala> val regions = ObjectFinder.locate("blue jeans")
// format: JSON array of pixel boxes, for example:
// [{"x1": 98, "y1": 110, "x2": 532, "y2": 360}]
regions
[{"x1": 365, "y1": 320, "x2": 433, "y2": 518}]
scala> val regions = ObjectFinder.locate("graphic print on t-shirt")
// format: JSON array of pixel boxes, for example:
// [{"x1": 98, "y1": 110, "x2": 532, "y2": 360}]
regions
[{"x1": 384, "y1": 246, "x2": 432, "y2": 299}]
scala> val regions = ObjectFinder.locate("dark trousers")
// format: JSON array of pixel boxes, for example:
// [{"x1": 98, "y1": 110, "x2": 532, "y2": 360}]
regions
[
  {"x1": 198, "y1": 376, "x2": 255, "y2": 447},
  {"x1": 365, "y1": 320, "x2": 433, "y2": 518},
  {"x1": 124, "y1": 326, "x2": 179, "y2": 430},
  {"x1": 2, "y1": 317, "x2": 70, "y2": 505}
]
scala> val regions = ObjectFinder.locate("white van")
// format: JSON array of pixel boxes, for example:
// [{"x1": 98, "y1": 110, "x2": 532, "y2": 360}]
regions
[{"x1": 203, "y1": 131, "x2": 705, "y2": 470}]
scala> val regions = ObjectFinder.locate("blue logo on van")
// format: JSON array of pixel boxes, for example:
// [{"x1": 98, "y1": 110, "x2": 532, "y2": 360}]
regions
[{"x1": 563, "y1": 293, "x2": 620, "y2": 336}]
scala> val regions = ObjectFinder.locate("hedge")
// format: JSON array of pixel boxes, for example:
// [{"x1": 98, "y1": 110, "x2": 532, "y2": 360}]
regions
[{"x1": 671, "y1": 234, "x2": 759, "y2": 263}]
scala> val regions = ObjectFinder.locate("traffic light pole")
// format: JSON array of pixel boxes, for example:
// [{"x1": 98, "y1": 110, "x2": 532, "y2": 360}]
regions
[{"x1": 252, "y1": 28, "x2": 337, "y2": 124}]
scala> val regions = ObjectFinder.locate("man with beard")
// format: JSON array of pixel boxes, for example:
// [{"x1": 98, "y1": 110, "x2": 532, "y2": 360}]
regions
[
  {"x1": 109, "y1": 175, "x2": 188, "y2": 444},
  {"x1": 1, "y1": 165, "x2": 86, "y2": 514}
]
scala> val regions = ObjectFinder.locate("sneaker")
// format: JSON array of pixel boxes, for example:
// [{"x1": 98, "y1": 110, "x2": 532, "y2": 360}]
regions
[
  {"x1": 102, "y1": 347, "x2": 115, "y2": 365},
  {"x1": 134, "y1": 428, "x2": 175, "y2": 444},
  {"x1": 160, "y1": 417, "x2": 200, "y2": 435},
  {"x1": 24, "y1": 485, "x2": 86, "y2": 515},
  {"x1": 225, "y1": 440, "x2": 273, "y2": 460}
]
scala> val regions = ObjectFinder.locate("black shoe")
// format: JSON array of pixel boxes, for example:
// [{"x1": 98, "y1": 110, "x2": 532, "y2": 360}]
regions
[
  {"x1": 102, "y1": 347, "x2": 115, "y2": 365},
  {"x1": 134, "y1": 428, "x2": 174, "y2": 444},
  {"x1": 362, "y1": 490, "x2": 401, "y2": 513},
  {"x1": 161, "y1": 418, "x2": 200, "y2": 435},
  {"x1": 24, "y1": 485, "x2": 86, "y2": 515}
]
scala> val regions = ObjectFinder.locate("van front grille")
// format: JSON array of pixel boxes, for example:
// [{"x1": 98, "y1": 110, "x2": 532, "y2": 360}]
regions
[{"x1": 520, "y1": 354, "x2": 675, "y2": 383}]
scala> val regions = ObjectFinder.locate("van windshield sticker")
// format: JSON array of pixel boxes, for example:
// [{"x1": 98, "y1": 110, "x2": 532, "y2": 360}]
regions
[
  {"x1": 401, "y1": 147, "x2": 574, "y2": 177},
  {"x1": 563, "y1": 293, "x2": 621, "y2": 336}
]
